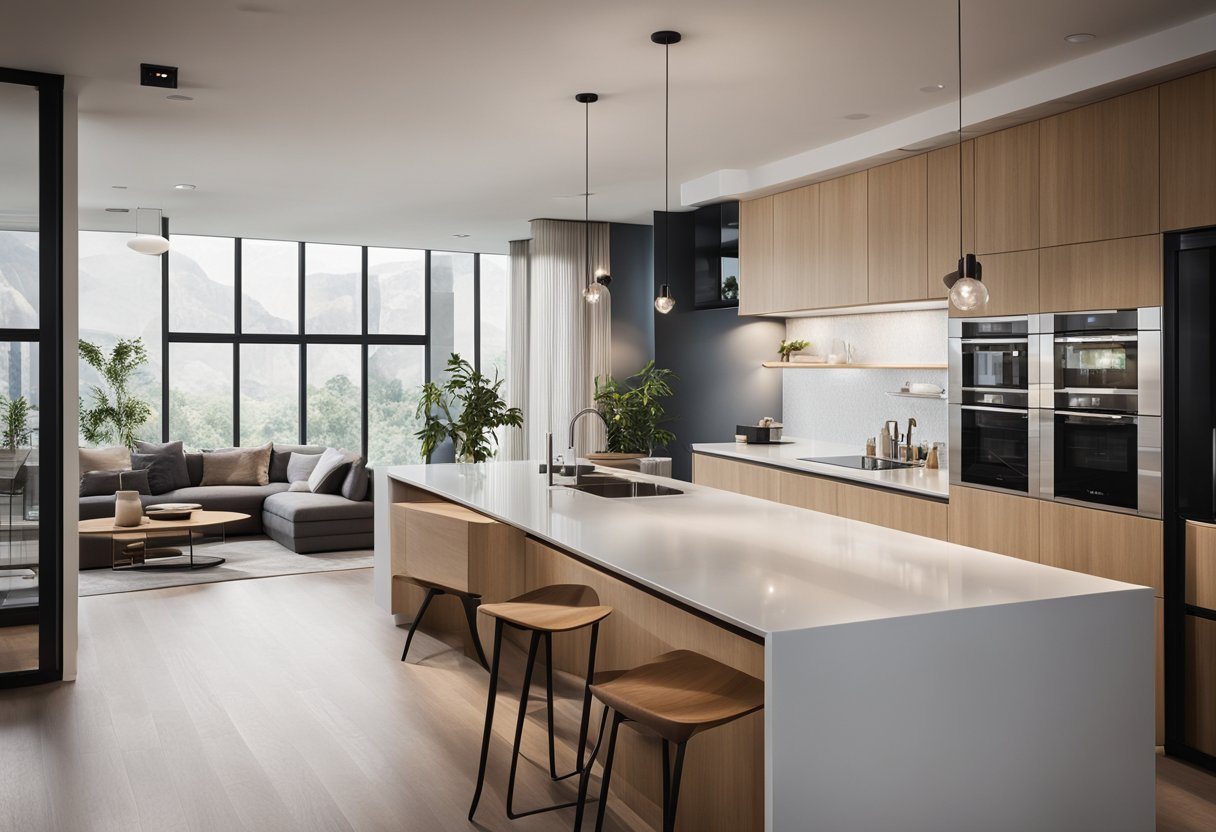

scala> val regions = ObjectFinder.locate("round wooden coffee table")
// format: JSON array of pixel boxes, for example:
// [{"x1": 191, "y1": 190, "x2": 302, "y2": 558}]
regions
[{"x1": 79, "y1": 510, "x2": 249, "y2": 570}]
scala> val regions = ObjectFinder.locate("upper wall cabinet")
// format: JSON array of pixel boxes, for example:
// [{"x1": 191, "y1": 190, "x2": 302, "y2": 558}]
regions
[
  {"x1": 975, "y1": 123, "x2": 1039, "y2": 254},
  {"x1": 1161, "y1": 68, "x2": 1216, "y2": 232},
  {"x1": 1039, "y1": 87, "x2": 1160, "y2": 247},
  {"x1": 868, "y1": 156, "x2": 928, "y2": 304},
  {"x1": 1038, "y1": 234, "x2": 1161, "y2": 312},
  {"x1": 738, "y1": 195, "x2": 775, "y2": 316},
  {"x1": 816, "y1": 171, "x2": 869, "y2": 309},
  {"x1": 926, "y1": 141, "x2": 974, "y2": 299},
  {"x1": 772, "y1": 184, "x2": 820, "y2": 312}
]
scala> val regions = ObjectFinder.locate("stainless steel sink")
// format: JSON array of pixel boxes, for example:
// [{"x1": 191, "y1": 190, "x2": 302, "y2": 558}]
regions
[{"x1": 563, "y1": 473, "x2": 683, "y2": 498}]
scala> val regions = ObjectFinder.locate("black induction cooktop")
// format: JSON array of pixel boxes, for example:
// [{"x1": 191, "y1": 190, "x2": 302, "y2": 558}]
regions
[{"x1": 801, "y1": 455, "x2": 921, "y2": 471}]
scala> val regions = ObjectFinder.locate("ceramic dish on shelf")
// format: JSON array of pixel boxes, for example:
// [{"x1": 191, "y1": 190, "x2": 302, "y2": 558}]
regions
[{"x1": 145, "y1": 502, "x2": 202, "y2": 521}]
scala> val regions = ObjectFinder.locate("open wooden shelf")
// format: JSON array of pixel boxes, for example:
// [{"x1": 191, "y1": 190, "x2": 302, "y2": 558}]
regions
[{"x1": 761, "y1": 362, "x2": 948, "y2": 369}]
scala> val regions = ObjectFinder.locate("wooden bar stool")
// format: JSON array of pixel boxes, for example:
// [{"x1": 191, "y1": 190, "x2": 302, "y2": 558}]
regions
[
  {"x1": 468, "y1": 584, "x2": 613, "y2": 823},
  {"x1": 398, "y1": 576, "x2": 488, "y2": 670},
  {"x1": 572, "y1": 649, "x2": 764, "y2": 832}
]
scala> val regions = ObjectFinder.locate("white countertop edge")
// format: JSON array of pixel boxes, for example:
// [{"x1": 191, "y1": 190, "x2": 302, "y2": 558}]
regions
[{"x1": 691, "y1": 438, "x2": 950, "y2": 500}]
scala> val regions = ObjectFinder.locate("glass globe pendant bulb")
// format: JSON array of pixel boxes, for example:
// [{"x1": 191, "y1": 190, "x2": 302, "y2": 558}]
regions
[
  {"x1": 127, "y1": 234, "x2": 170, "y2": 256},
  {"x1": 583, "y1": 282, "x2": 608, "y2": 304},
  {"x1": 654, "y1": 284, "x2": 675, "y2": 314},
  {"x1": 949, "y1": 276, "x2": 988, "y2": 311}
]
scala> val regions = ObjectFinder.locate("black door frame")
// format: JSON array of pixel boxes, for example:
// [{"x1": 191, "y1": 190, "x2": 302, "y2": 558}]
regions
[{"x1": 0, "y1": 66, "x2": 65, "y2": 687}]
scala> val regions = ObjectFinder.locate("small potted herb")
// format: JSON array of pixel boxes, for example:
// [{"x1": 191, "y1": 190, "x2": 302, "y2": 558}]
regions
[{"x1": 778, "y1": 339, "x2": 811, "y2": 362}]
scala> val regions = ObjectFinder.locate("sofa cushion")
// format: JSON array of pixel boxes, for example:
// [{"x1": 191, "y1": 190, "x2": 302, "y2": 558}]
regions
[
  {"x1": 80, "y1": 468, "x2": 151, "y2": 497},
  {"x1": 340, "y1": 456, "x2": 369, "y2": 502},
  {"x1": 263, "y1": 491, "x2": 374, "y2": 524},
  {"x1": 132, "y1": 440, "x2": 191, "y2": 493},
  {"x1": 185, "y1": 452, "x2": 204, "y2": 487},
  {"x1": 270, "y1": 443, "x2": 327, "y2": 483},
  {"x1": 308, "y1": 447, "x2": 352, "y2": 494},
  {"x1": 286, "y1": 452, "x2": 322, "y2": 484},
  {"x1": 201, "y1": 442, "x2": 273, "y2": 486},
  {"x1": 80, "y1": 445, "x2": 131, "y2": 472}
]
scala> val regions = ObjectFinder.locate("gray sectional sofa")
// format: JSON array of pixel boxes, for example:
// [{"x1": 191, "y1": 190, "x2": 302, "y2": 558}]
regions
[{"x1": 79, "y1": 443, "x2": 373, "y2": 569}]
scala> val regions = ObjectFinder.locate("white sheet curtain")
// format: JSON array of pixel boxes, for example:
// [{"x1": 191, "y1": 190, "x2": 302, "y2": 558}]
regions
[
  {"x1": 501, "y1": 239, "x2": 530, "y2": 460},
  {"x1": 526, "y1": 219, "x2": 610, "y2": 462}
]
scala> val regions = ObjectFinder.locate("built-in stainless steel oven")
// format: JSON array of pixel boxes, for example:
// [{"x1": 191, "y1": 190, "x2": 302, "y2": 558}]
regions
[
  {"x1": 1039, "y1": 308, "x2": 1161, "y2": 518},
  {"x1": 949, "y1": 315, "x2": 1041, "y2": 496}
]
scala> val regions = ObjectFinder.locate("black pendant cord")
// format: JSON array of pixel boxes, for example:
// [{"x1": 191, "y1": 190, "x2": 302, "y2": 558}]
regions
[
  {"x1": 956, "y1": 0, "x2": 963, "y2": 263},
  {"x1": 585, "y1": 97, "x2": 591, "y2": 291},
  {"x1": 664, "y1": 38, "x2": 670, "y2": 289}
]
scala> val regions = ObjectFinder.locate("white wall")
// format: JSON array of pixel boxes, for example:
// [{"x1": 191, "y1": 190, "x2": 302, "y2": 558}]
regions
[{"x1": 782, "y1": 309, "x2": 947, "y2": 450}]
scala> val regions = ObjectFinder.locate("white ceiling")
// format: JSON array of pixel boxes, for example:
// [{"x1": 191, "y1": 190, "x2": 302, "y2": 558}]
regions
[{"x1": 2, "y1": 0, "x2": 1214, "y2": 254}]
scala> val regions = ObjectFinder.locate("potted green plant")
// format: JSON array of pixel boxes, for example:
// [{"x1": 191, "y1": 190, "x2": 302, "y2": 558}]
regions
[
  {"x1": 777, "y1": 339, "x2": 811, "y2": 362},
  {"x1": 415, "y1": 353, "x2": 523, "y2": 463},
  {"x1": 0, "y1": 395, "x2": 32, "y2": 451},
  {"x1": 591, "y1": 361, "x2": 677, "y2": 466},
  {"x1": 79, "y1": 337, "x2": 155, "y2": 449}
]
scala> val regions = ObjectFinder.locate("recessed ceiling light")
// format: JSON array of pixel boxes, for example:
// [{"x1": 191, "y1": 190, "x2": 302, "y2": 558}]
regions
[
  {"x1": 105, "y1": 208, "x2": 130, "y2": 213},
  {"x1": 1065, "y1": 33, "x2": 1095, "y2": 44},
  {"x1": 140, "y1": 63, "x2": 178, "y2": 89},
  {"x1": 920, "y1": 84, "x2": 945, "y2": 93},
  {"x1": 843, "y1": 113, "x2": 870, "y2": 120},
  {"x1": 173, "y1": 183, "x2": 197, "y2": 190},
  {"x1": 452, "y1": 233, "x2": 470, "y2": 238},
  {"x1": 165, "y1": 94, "x2": 193, "y2": 101},
  {"x1": 111, "y1": 185, "x2": 128, "y2": 190}
]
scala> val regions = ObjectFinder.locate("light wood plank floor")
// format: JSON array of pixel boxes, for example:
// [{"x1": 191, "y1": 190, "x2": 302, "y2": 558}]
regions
[{"x1": 1, "y1": 568, "x2": 1214, "y2": 832}]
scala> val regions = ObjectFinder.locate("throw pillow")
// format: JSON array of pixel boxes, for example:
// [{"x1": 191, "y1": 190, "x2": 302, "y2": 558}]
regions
[
  {"x1": 200, "y1": 442, "x2": 272, "y2": 487},
  {"x1": 79, "y1": 446, "x2": 131, "y2": 473},
  {"x1": 79, "y1": 468, "x2": 151, "y2": 497},
  {"x1": 340, "y1": 456, "x2": 369, "y2": 502},
  {"x1": 308, "y1": 447, "x2": 353, "y2": 494},
  {"x1": 269, "y1": 443, "x2": 328, "y2": 482},
  {"x1": 286, "y1": 452, "x2": 322, "y2": 484},
  {"x1": 288, "y1": 480, "x2": 312, "y2": 492},
  {"x1": 130, "y1": 440, "x2": 191, "y2": 494}
]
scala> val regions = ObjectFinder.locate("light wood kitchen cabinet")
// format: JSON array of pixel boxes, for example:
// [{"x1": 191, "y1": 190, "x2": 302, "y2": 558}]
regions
[
  {"x1": 1039, "y1": 501, "x2": 1163, "y2": 595},
  {"x1": 739, "y1": 195, "x2": 775, "y2": 315},
  {"x1": 974, "y1": 122, "x2": 1039, "y2": 254},
  {"x1": 772, "y1": 184, "x2": 820, "y2": 312},
  {"x1": 816, "y1": 171, "x2": 869, "y2": 308},
  {"x1": 691, "y1": 454, "x2": 780, "y2": 501},
  {"x1": 837, "y1": 481, "x2": 948, "y2": 540},
  {"x1": 1185, "y1": 614, "x2": 1216, "y2": 756},
  {"x1": 868, "y1": 156, "x2": 928, "y2": 303},
  {"x1": 1161, "y1": 68, "x2": 1216, "y2": 232},
  {"x1": 1039, "y1": 87, "x2": 1160, "y2": 247},
  {"x1": 947, "y1": 485, "x2": 1040, "y2": 561},
  {"x1": 777, "y1": 470, "x2": 839, "y2": 515},
  {"x1": 948, "y1": 249, "x2": 1039, "y2": 318},
  {"x1": 1037, "y1": 234, "x2": 1161, "y2": 312},
  {"x1": 926, "y1": 141, "x2": 974, "y2": 299}
]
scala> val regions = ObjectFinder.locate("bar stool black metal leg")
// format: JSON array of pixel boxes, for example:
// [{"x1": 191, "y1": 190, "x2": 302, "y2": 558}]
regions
[
  {"x1": 550, "y1": 621, "x2": 601, "y2": 783},
  {"x1": 460, "y1": 595, "x2": 490, "y2": 670},
  {"x1": 506, "y1": 631, "x2": 545, "y2": 819},
  {"x1": 572, "y1": 706, "x2": 608, "y2": 832},
  {"x1": 664, "y1": 741, "x2": 688, "y2": 832},
  {"x1": 593, "y1": 712, "x2": 626, "y2": 832},
  {"x1": 544, "y1": 632, "x2": 558, "y2": 779},
  {"x1": 661, "y1": 739, "x2": 671, "y2": 823},
  {"x1": 401, "y1": 587, "x2": 441, "y2": 662},
  {"x1": 467, "y1": 618, "x2": 504, "y2": 821}
]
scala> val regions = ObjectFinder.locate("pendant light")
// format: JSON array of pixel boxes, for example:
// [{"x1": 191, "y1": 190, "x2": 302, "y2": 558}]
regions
[
  {"x1": 652, "y1": 30, "x2": 681, "y2": 315},
  {"x1": 941, "y1": 0, "x2": 987, "y2": 311},
  {"x1": 578, "y1": 93, "x2": 609, "y2": 304},
  {"x1": 127, "y1": 207, "x2": 170, "y2": 256}
]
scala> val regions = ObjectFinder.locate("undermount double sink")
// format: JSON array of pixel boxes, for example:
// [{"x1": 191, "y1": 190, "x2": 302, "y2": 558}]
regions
[{"x1": 563, "y1": 473, "x2": 683, "y2": 499}]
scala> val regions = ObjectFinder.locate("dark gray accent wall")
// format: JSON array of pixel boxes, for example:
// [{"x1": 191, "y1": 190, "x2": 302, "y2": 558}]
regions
[
  {"x1": 653, "y1": 211, "x2": 783, "y2": 481},
  {"x1": 608, "y1": 222, "x2": 655, "y2": 380}
]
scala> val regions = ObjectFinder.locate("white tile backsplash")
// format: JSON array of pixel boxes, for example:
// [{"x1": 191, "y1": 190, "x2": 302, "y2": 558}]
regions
[{"x1": 782, "y1": 310, "x2": 948, "y2": 450}]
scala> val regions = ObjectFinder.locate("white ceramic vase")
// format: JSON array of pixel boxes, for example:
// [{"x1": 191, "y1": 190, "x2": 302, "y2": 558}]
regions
[{"x1": 114, "y1": 490, "x2": 143, "y2": 527}]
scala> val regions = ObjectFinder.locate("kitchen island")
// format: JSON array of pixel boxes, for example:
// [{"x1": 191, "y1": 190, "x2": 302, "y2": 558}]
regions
[{"x1": 374, "y1": 461, "x2": 1152, "y2": 832}]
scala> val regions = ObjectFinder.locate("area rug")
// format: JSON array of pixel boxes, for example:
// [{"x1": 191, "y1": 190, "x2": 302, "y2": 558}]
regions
[{"x1": 77, "y1": 536, "x2": 373, "y2": 596}]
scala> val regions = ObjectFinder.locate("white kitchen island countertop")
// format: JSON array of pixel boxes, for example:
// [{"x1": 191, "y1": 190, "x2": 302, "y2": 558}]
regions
[{"x1": 692, "y1": 437, "x2": 950, "y2": 499}]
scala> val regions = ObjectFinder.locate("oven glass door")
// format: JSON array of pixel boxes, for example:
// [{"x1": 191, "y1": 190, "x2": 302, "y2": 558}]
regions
[
  {"x1": 962, "y1": 340, "x2": 1028, "y2": 390},
  {"x1": 959, "y1": 406, "x2": 1030, "y2": 493},
  {"x1": 1054, "y1": 336, "x2": 1137, "y2": 391},
  {"x1": 1053, "y1": 412, "x2": 1138, "y2": 509}
]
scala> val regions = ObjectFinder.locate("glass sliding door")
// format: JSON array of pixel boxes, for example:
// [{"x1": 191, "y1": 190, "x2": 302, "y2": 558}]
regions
[{"x1": 0, "y1": 67, "x2": 64, "y2": 686}]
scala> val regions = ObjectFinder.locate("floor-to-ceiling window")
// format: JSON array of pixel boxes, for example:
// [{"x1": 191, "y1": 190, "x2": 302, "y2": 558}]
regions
[{"x1": 80, "y1": 232, "x2": 510, "y2": 466}]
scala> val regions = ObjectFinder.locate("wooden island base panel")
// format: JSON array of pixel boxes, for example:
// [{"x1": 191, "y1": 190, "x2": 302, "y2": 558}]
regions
[
  {"x1": 374, "y1": 461, "x2": 1153, "y2": 832},
  {"x1": 388, "y1": 495, "x2": 763, "y2": 832}
]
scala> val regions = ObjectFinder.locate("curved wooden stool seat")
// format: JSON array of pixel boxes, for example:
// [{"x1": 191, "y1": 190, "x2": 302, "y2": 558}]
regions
[
  {"x1": 398, "y1": 575, "x2": 487, "y2": 670},
  {"x1": 468, "y1": 584, "x2": 614, "y2": 824},
  {"x1": 574, "y1": 650, "x2": 764, "y2": 832}
]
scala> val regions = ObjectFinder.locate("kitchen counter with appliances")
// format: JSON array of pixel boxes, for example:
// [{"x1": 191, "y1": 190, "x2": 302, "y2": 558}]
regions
[
  {"x1": 374, "y1": 461, "x2": 1152, "y2": 832},
  {"x1": 691, "y1": 437, "x2": 950, "y2": 499}
]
